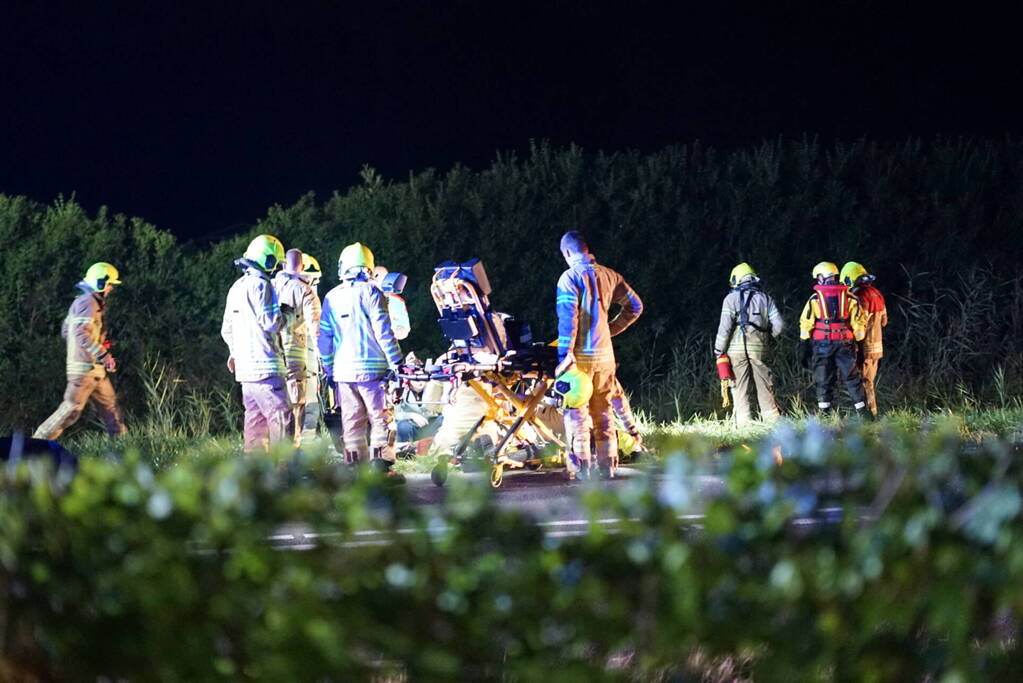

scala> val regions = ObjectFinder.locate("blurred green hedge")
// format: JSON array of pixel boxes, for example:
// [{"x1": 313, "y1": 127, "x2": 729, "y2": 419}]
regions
[{"x1": 3, "y1": 422, "x2": 1023, "y2": 680}]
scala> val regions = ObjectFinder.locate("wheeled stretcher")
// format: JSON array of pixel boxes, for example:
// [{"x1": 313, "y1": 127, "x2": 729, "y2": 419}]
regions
[{"x1": 399, "y1": 258, "x2": 566, "y2": 487}]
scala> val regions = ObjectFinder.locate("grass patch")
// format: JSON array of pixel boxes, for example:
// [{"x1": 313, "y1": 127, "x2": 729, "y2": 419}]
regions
[{"x1": 63, "y1": 407, "x2": 1023, "y2": 475}]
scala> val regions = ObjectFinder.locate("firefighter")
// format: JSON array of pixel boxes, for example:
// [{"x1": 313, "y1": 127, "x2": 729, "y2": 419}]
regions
[
  {"x1": 841, "y1": 261, "x2": 888, "y2": 416},
  {"x1": 34, "y1": 263, "x2": 127, "y2": 440},
  {"x1": 713, "y1": 263, "x2": 785, "y2": 425},
  {"x1": 555, "y1": 231, "x2": 643, "y2": 479},
  {"x1": 221, "y1": 234, "x2": 290, "y2": 452},
  {"x1": 372, "y1": 265, "x2": 411, "y2": 340},
  {"x1": 319, "y1": 243, "x2": 404, "y2": 478},
  {"x1": 300, "y1": 253, "x2": 324, "y2": 441},
  {"x1": 798, "y1": 261, "x2": 869, "y2": 416},
  {"x1": 273, "y1": 248, "x2": 322, "y2": 445},
  {"x1": 430, "y1": 375, "x2": 499, "y2": 456}
]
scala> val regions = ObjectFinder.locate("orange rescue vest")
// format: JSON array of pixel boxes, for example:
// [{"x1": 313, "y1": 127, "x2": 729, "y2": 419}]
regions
[{"x1": 811, "y1": 284, "x2": 855, "y2": 341}]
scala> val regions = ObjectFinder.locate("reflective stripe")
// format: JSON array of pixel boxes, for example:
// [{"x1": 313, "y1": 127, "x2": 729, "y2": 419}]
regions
[
  {"x1": 64, "y1": 292, "x2": 108, "y2": 375},
  {"x1": 66, "y1": 361, "x2": 99, "y2": 376},
  {"x1": 319, "y1": 281, "x2": 401, "y2": 382}
]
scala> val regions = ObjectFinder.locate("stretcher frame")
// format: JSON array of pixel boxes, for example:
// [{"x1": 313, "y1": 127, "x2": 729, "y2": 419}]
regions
[{"x1": 399, "y1": 260, "x2": 566, "y2": 487}]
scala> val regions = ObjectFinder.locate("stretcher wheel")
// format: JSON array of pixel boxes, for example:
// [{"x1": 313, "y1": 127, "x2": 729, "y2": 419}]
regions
[
  {"x1": 431, "y1": 462, "x2": 448, "y2": 487},
  {"x1": 490, "y1": 462, "x2": 504, "y2": 488}
]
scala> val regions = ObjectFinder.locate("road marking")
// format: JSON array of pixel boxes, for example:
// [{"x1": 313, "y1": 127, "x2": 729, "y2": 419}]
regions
[{"x1": 265, "y1": 509, "x2": 848, "y2": 549}]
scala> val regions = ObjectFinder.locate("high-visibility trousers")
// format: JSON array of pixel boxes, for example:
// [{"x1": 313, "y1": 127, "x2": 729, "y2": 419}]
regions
[
  {"x1": 430, "y1": 381, "x2": 509, "y2": 458},
  {"x1": 337, "y1": 379, "x2": 394, "y2": 462},
  {"x1": 861, "y1": 357, "x2": 881, "y2": 416},
  {"x1": 241, "y1": 377, "x2": 290, "y2": 452},
  {"x1": 563, "y1": 362, "x2": 617, "y2": 472},
  {"x1": 731, "y1": 354, "x2": 780, "y2": 426},
  {"x1": 34, "y1": 374, "x2": 126, "y2": 440}
]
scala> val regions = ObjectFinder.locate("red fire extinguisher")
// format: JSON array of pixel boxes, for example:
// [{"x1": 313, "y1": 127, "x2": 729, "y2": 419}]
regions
[{"x1": 716, "y1": 354, "x2": 733, "y2": 408}]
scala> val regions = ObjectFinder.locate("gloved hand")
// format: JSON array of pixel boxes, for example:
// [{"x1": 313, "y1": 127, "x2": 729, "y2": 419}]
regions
[{"x1": 798, "y1": 340, "x2": 813, "y2": 369}]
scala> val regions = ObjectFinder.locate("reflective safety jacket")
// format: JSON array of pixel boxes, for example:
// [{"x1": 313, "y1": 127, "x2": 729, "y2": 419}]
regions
[
  {"x1": 556, "y1": 253, "x2": 643, "y2": 368},
  {"x1": 799, "y1": 283, "x2": 866, "y2": 342},
  {"x1": 713, "y1": 286, "x2": 784, "y2": 358},
  {"x1": 319, "y1": 278, "x2": 403, "y2": 382},
  {"x1": 221, "y1": 267, "x2": 286, "y2": 382},
  {"x1": 852, "y1": 283, "x2": 887, "y2": 358},
  {"x1": 62, "y1": 283, "x2": 111, "y2": 379},
  {"x1": 273, "y1": 272, "x2": 321, "y2": 374}
]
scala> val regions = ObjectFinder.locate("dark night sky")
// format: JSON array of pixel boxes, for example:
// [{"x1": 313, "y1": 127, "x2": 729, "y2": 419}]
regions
[{"x1": 2, "y1": 1, "x2": 1020, "y2": 240}]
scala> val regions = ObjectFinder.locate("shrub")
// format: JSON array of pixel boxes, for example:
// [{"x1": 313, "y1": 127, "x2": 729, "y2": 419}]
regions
[{"x1": 3, "y1": 422, "x2": 1023, "y2": 680}]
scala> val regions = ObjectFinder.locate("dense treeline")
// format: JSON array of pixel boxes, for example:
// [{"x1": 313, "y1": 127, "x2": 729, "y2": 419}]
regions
[{"x1": 3, "y1": 137, "x2": 1022, "y2": 432}]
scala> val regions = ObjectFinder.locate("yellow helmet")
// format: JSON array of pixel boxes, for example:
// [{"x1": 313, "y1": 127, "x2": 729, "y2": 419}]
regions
[
  {"x1": 83, "y1": 262, "x2": 122, "y2": 291},
  {"x1": 301, "y1": 253, "x2": 322, "y2": 282},
  {"x1": 812, "y1": 261, "x2": 840, "y2": 281},
  {"x1": 729, "y1": 262, "x2": 758, "y2": 287},
  {"x1": 338, "y1": 242, "x2": 375, "y2": 278},
  {"x1": 553, "y1": 366, "x2": 593, "y2": 409},
  {"x1": 840, "y1": 261, "x2": 872, "y2": 287},
  {"x1": 618, "y1": 430, "x2": 640, "y2": 457},
  {"x1": 243, "y1": 234, "x2": 286, "y2": 272}
]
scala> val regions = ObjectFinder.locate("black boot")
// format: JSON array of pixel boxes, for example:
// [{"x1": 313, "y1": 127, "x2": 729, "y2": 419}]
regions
[{"x1": 371, "y1": 449, "x2": 405, "y2": 484}]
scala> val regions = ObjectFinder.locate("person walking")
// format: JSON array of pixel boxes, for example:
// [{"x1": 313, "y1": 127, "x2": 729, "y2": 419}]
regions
[{"x1": 34, "y1": 263, "x2": 127, "y2": 440}]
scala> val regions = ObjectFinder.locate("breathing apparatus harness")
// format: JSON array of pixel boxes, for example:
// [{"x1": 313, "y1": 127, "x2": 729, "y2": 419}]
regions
[
  {"x1": 734, "y1": 280, "x2": 771, "y2": 362},
  {"x1": 717, "y1": 279, "x2": 769, "y2": 408},
  {"x1": 735, "y1": 282, "x2": 769, "y2": 334}
]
